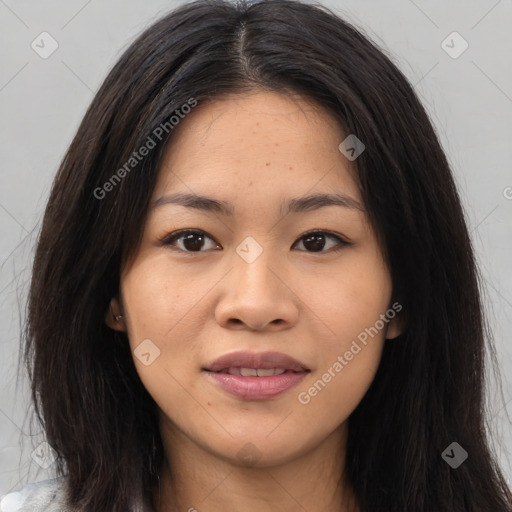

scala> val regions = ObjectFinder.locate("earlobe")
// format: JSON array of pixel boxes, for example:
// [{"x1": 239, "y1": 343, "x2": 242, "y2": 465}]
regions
[
  {"x1": 385, "y1": 315, "x2": 405, "y2": 340},
  {"x1": 105, "y1": 298, "x2": 126, "y2": 332}
]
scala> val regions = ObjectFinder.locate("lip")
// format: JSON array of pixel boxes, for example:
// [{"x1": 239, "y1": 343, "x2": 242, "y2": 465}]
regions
[
  {"x1": 203, "y1": 350, "x2": 310, "y2": 401},
  {"x1": 204, "y1": 350, "x2": 309, "y2": 373}
]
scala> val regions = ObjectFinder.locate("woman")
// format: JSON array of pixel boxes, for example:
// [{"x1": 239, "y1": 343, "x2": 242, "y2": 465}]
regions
[{"x1": 2, "y1": 0, "x2": 511, "y2": 510}]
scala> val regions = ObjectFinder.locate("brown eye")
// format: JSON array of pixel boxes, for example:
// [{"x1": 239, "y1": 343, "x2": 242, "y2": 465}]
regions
[
  {"x1": 161, "y1": 230, "x2": 220, "y2": 252},
  {"x1": 161, "y1": 229, "x2": 350, "y2": 254},
  {"x1": 293, "y1": 231, "x2": 351, "y2": 253}
]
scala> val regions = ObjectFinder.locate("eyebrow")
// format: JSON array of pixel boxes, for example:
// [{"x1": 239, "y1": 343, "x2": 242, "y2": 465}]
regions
[{"x1": 152, "y1": 192, "x2": 364, "y2": 216}]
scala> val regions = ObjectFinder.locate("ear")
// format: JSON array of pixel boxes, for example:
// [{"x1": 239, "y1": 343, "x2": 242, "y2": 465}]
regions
[
  {"x1": 105, "y1": 297, "x2": 126, "y2": 332},
  {"x1": 385, "y1": 311, "x2": 405, "y2": 340}
]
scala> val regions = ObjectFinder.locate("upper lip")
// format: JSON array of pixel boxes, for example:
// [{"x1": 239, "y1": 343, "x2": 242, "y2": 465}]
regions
[{"x1": 204, "y1": 350, "x2": 310, "y2": 373}]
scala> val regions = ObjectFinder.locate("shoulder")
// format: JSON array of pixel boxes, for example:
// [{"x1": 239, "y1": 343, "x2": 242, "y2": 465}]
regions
[{"x1": 0, "y1": 477, "x2": 72, "y2": 512}]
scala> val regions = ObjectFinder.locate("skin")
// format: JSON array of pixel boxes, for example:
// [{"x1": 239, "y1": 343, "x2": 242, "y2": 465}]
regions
[{"x1": 107, "y1": 90, "x2": 403, "y2": 512}]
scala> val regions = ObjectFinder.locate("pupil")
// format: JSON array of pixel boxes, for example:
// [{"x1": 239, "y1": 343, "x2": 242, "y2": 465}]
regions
[
  {"x1": 304, "y1": 233, "x2": 325, "y2": 252},
  {"x1": 184, "y1": 233, "x2": 204, "y2": 251}
]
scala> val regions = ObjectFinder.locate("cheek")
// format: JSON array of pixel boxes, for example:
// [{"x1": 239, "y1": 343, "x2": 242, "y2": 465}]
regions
[
  {"x1": 295, "y1": 342, "x2": 384, "y2": 443},
  {"x1": 295, "y1": 246, "x2": 393, "y2": 344},
  {"x1": 119, "y1": 252, "x2": 218, "y2": 394},
  {"x1": 295, "y1": 285, "x2": 389, "y2": 434},
  {"x1": 121, "y1": 253, "x2": 210, "y2": 346},
  {"x1": 292, "y1": 249, "x2": 391, "y2": 419}
]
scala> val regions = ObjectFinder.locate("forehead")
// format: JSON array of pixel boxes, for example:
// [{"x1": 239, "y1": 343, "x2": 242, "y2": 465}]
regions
[{"x1": 153, "y1": 90, "x2": 361, "y2": 207}]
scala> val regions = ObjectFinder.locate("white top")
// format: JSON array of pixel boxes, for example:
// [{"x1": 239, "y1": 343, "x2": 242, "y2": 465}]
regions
[
  {"x1": 0, "y1": 477, "x2": 72, "y2": 512},
  {"x1": 0, "y1": 477, "x2": 154, "y2": 512}
]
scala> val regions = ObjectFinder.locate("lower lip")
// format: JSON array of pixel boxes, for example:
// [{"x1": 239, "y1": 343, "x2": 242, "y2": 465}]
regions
[{"x1": 205, "y1": 371, "x2": 308, "y2": 400}]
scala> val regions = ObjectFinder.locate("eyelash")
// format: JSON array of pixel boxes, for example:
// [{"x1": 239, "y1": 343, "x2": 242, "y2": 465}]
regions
[{"x1": 159, "y1": 229, "x2": 352, "y2": 255}]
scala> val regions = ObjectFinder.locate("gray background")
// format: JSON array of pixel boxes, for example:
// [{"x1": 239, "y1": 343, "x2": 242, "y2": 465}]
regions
[{"x1": 1, "y1": 0, "x2": 511, "y2": 496}]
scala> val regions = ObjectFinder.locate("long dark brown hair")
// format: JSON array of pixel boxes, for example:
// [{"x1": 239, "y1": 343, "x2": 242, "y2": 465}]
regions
[{"x1": 23, "y1": 0, "x2": 512, "y2": 510}]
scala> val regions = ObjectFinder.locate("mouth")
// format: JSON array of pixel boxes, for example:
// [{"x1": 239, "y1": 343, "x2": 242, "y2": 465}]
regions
[
  {"x1": 203, "y1": 351, "x2": 310, "y2": 400},
  {"x1": 210, "y1": 367, "x2": 301, "y2": 376}
]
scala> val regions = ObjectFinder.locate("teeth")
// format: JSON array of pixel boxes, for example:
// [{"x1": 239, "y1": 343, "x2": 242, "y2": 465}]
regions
[
  {"x1": 256, "y1": 368, "x2": 276, "y2": 377},
  {"x1": 240, "y1": 368, "x2": 258, "y2": 376},
  {"x1": 225, "y1": 368, "x2": 288, "y2": 376}
]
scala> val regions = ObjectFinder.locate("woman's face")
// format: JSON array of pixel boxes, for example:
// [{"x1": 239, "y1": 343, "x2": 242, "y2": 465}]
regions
[{"x1": 110, "y1": 90, "x2": 401, "y2": 467}]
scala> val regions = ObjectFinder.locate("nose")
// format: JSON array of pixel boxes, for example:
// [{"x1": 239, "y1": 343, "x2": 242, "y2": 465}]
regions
[{"x1": 214, "y1": 243, "x2": 299, "y2": 332}]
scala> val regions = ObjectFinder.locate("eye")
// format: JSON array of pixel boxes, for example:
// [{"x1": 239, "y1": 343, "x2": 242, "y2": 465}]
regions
[
  {"x1": 160, "y1": 229, "x2": 351, "y2": 254},
  {"x1": 160, "y1": 230, "x2": 220, "y2": 253},
  {"x1": 292, "y1": 230, "x2": 351, "y2": 253}
]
